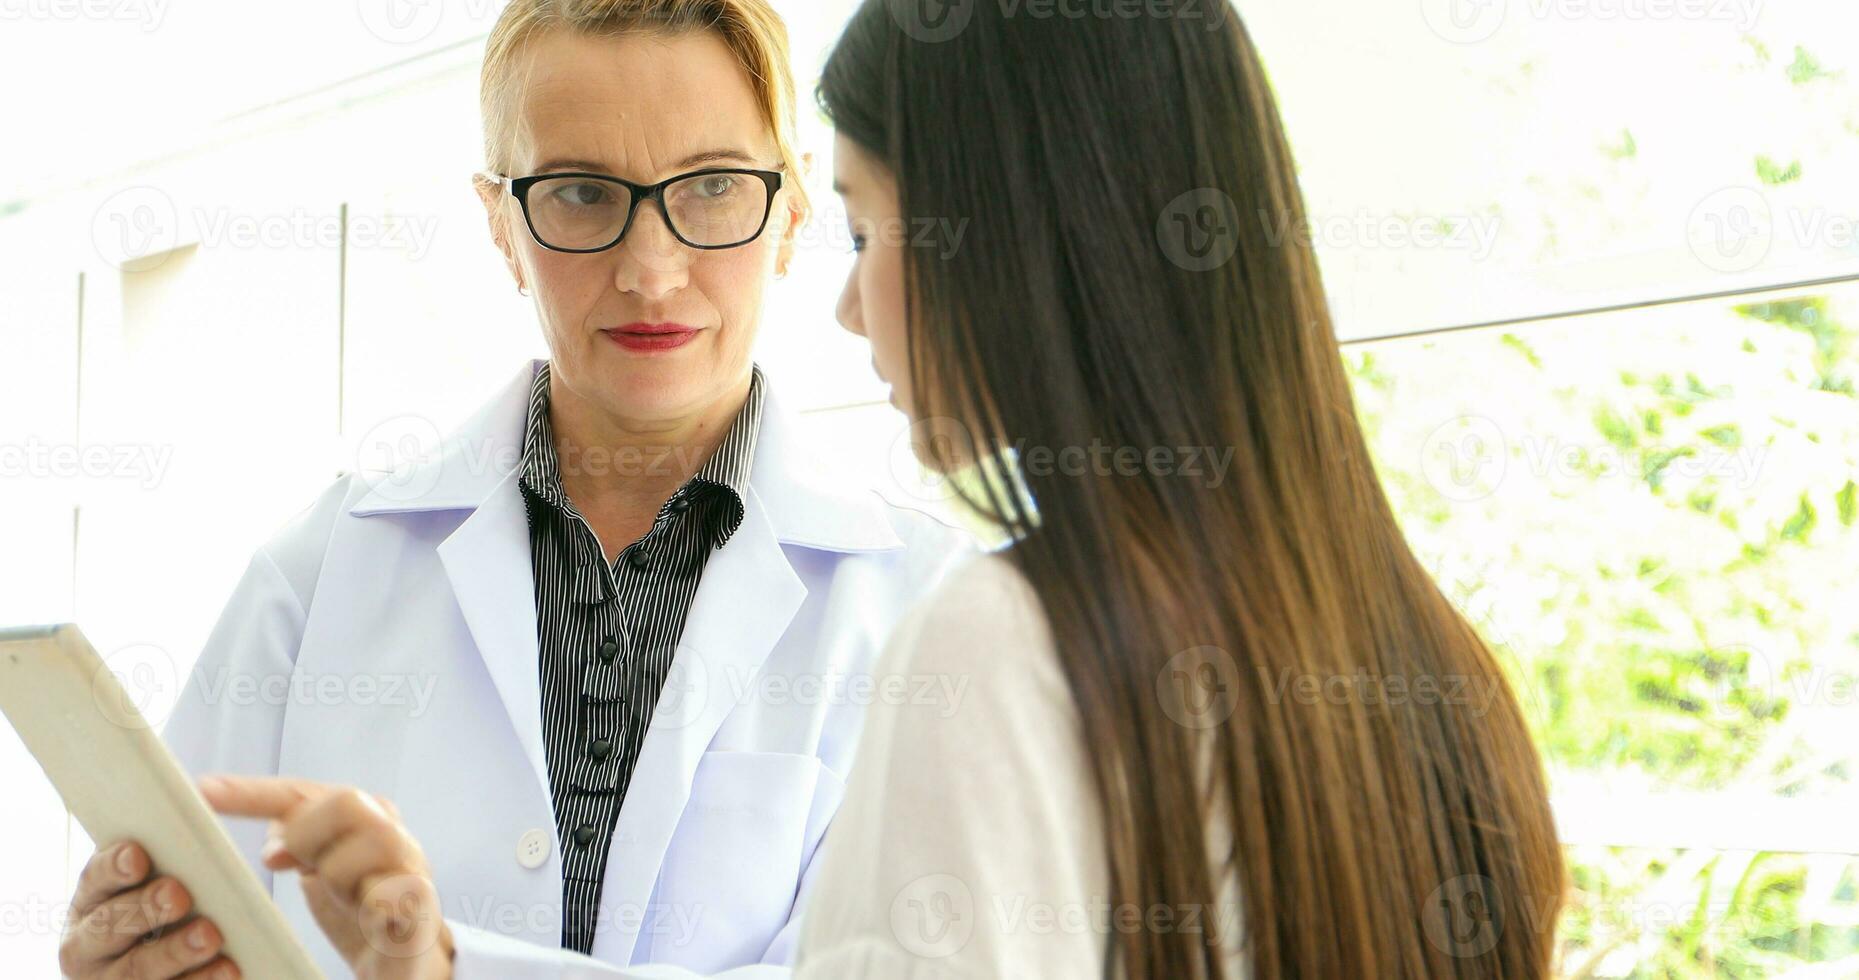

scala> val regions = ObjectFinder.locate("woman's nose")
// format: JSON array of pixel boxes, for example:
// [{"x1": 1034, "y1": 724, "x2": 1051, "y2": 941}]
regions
[
  {"x1": 612, "y1": 206, "x2": 691, "y2": 298},
  {"x1": 836, "y1": 278, "x2": 865, "y2": 337}
]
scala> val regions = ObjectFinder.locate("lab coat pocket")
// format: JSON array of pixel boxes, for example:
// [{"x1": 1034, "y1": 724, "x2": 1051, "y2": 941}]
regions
[{"x1": 646, "y1": 750, "x2": 845, "y2": 968}]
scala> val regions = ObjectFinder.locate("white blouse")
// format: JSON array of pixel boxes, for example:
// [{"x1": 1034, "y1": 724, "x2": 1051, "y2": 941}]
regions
[{"x1": 793, "y1": 552, "x2": 1248, "y2": 978}]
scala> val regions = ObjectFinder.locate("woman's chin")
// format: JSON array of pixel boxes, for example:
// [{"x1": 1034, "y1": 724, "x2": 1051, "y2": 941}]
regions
[{"x1": 596, "y1": 360, "x2": 727, "y2": 420}]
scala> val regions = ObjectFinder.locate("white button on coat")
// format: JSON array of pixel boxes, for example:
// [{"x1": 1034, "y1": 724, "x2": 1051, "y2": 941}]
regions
[{"x1": 517, "y1": 829, "x2": 551, "y2": 870}]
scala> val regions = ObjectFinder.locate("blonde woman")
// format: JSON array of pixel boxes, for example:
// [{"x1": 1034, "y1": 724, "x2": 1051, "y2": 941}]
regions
[{"x1": 56, "y1": 2, "x2": 970, "y2": 979}]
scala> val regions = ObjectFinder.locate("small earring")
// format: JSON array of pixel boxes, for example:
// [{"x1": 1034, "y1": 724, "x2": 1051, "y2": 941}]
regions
[{"x1": 517, "y1": 283, "x2": 530, "y2": 297}]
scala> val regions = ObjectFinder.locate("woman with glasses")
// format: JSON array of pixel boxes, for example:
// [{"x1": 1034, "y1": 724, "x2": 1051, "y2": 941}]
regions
[{"x1": 61, "y1": 3, "x2": 971, "y2": 979}]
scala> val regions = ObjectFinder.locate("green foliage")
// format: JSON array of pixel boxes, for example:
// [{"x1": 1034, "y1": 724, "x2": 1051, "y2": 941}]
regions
[
  {"x1": 1755, "y1": 155, "x2": 1803, "y2": 185},
  {"x1": 1603, "y1": 129, "x2": 1639, "y2": 161},
  {"x1": 1787, "y1": 47, "x2": 1835, "y2": 85},
  {"x1": 1344, "y1": 288, "x2": 1859, "y2": 976},
  {"x1": 1740, "y1": 299, "x2": 1857, "y2": 395},
  {"x1": 1504, "y1": 333, "x2": 1547, "y2": 368}
]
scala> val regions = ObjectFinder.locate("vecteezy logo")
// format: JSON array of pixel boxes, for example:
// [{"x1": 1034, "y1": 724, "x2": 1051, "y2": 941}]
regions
[
  {"x1": 1157, "y1": 188, "x2": 1241, "y2": 272},
  {"x1": 353, "y1": 413, "x2": 445, "y2": 503},
  {"x1": 1157, "y1": 646, "x2": 1241, "y2": 729},
  {"x1": 358, "y1": 873, "x2": 444, "y2": 960},
  {"x1": 1420, "y1": 416, "x2": 1508, "y2": 503},
  {"x1": 1688, "y1": 186, "x2": 1775, "y2": 275},
  {"x1": 1423, "y1": 875, "x2": 1502, "y2": 958},
  {"x1": 1420, "y1": 0, "x2": 1507, "y2": 44},
  {"x1": 92, "y1": 186, "x2": 181, "y2": 270},
  {"x1": 358, "y1": 0, "x2": 444, "y2": 44},
  {"x1": 651, "y1": 659, "x2": 708, "y2": 730},
  {"x1": 1700, "y1": 642, "x2": 1775, "y2": 729},
  {"x1": 889, "y1": 873, "x2": 975, "y2": 958},
  {"x1": 887, "y1": 0, "x2": 976, "y2": 43},
  {"x1": 92, "y1": 642, "x2": 178, "y2": 731},
  {"x1": 888, "y1": 415, "x2": 973, "y2": 505}
]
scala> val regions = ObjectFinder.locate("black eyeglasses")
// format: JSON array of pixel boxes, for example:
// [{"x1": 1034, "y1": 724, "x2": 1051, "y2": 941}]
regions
[{"x1": 483, "y1": 167, "x2": 784, "y2": 253}]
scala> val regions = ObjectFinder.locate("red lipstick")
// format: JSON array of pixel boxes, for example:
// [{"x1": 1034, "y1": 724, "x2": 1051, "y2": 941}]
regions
[{"x1": 603, "y1": 322, "x2": 700, "y2": 353}]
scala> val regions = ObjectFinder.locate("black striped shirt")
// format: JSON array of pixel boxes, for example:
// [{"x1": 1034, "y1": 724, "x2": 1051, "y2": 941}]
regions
[{"x1": 517, "y1": 359, "x2": 765, "y2": 954}]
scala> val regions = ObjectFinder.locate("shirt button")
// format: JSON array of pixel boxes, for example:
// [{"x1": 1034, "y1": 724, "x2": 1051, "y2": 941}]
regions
[
  {"x1": 626, "y1": 549, "x2": 652, "y2": 571},
  {"x1": 669, "y1": 497, "x2": 690, "y2": 513},
  {"x1": 572, "y1": 824, "x2": 596, "y2": 848},
  {"x1": 597, "y1": 638, "x2": 619, "y2": 664},
  {"x1": 516, "y1": 828, "x2": 551, "y2": 869},
  {"x1": 589, "y1": 737, "x2": 613, "y2": 761}
]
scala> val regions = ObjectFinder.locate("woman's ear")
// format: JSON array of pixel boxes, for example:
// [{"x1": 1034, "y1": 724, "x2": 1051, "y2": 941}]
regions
[
  {"x1": 473, "y1": 173, "x2": 527, "y2": 291},
  {"x1": 775, "y1": 152, "x2": 814, "y2": 278}
]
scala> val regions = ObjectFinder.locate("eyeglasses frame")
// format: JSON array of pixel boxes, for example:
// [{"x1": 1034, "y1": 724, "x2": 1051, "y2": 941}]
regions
[{"x1": 483, "y1": 166, "x2": 785, "y2": 253}]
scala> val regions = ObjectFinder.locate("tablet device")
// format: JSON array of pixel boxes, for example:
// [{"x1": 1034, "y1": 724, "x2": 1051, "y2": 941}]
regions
[{"x1": 0, "y1": 623, "x2": 324, "y2": 979}]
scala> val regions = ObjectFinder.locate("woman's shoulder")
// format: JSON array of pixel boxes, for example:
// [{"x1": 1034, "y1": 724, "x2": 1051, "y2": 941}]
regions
[
  {"x1": 897, "y1": 548, "x2": 1046, "y2": 638},
  {"x1": 876, "y1": 549, "x2": 1068, "y2": 712},
  {"x1": 804, "y1": 548, "x2": 1110, "y2": 978},
  {"x1": 921, "y1": 547, "x2": 1041, "y2": 612},
  {"x1": 239, "y1": 473, "x2": 371, "y2": 614}
]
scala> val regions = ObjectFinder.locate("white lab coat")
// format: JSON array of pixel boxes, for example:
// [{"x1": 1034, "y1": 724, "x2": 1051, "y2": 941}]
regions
[{"x1": 160, "y1": 358, "x2": 974, "y2": 979}]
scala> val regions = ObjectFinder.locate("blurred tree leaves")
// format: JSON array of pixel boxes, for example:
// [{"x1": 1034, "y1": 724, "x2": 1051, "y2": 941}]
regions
[{"x1": 1345, "y1": 287, "x2": 1859, "y2": 976}]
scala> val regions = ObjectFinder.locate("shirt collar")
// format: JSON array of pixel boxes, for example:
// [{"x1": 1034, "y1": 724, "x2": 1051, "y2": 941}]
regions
[{"x1": 517, "y1": 359, "x2": 766, "y2": 547}]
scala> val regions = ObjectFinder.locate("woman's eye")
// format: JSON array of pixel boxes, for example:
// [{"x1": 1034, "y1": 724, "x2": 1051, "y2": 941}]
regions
[
  {"x1": 553, "y1": 182, "x2": 611, "y2": 207},
  {"x1": 696, "y1": 175, "x2": 738, "y2": 198}
]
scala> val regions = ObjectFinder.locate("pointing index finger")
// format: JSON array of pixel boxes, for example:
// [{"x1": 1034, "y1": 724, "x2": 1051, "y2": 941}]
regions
[{"x1": 197, "y1": 774, "x2": 328, "y2": 819}]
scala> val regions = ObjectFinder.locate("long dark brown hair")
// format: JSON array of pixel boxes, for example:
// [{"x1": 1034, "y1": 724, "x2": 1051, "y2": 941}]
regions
[{"x1": 821, "y1": 2, "x2": 1565, "y2": 977}]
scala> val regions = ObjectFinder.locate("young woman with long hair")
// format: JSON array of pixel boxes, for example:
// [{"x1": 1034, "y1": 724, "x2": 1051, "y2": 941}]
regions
[{"x1": 794, "y1": 2, "x2": 1567, "y2": 977}]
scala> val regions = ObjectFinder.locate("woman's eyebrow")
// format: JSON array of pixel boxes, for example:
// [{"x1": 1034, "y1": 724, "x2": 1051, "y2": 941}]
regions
[
  {"x1": 673, "y1": 147, "x2": 762, "y2": 168},
  {"x1": 531, "y1": 149, "x2": 764, "y2": 176},
  {"x1": 532, "y1": 158, "x2": 611, "y2": 174}
]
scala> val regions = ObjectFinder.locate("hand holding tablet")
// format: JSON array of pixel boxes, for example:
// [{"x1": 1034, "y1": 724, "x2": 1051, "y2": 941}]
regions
[
  {"x1": 62, "y1": 838, "x2": 241, "y2": 980},
  {"x1": 0, "y1": 624, "x2": 324, "y2": 979}
]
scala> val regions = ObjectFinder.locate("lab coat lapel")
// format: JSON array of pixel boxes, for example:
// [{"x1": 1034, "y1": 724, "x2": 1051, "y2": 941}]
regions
[
  {"x1": 596, "y1": 481, "x2": 805, "y2": 962},
  {"x1": 595, "y1": 379, "x2": 903, "y2": 963},
  {"x1": 352, "y1": 359, "x2": 550, "y2": 805},
  {"x1": 435, "y1": 473, "x2": 548, "y2": 803}
]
